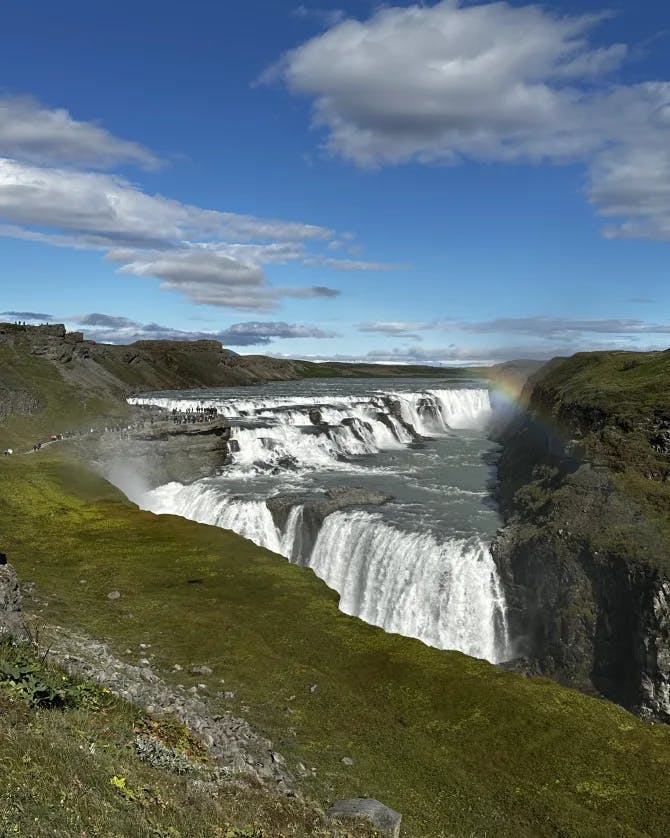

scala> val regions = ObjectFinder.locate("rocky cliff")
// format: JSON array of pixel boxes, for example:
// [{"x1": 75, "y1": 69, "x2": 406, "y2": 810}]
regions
[{"x1": 493, "y1": 350, "x2": 670, "y2": 720}]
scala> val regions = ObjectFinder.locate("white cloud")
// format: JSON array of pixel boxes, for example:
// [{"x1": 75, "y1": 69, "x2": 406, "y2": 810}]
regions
[
  {"x1": 0, "y1": 159, "x2": 332, "y2": 247},
  {"x1": 71, "y1": 314, "x2": 338, "y2": 345},
  {"x1": 0, "y1": 158, "x2": 353, "y2": 309},
  {"x1": 357, "y1": 320, "x2": 429, "y2": 339},
  {"x1": 0, "y1": 95, "x2": 161, "y2": 169},
  {"x1": 271, "y1": 1, "x2": 670, "y2": 239},
  {"x1": 453, "y1": 315, "x2": 670, "y2": 337}
]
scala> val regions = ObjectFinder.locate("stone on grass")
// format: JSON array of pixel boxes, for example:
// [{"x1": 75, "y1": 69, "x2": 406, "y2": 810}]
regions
[
  {"x1": 0, "y1": 562, "x2": 21, "y2": 613},
  {"x1": 190, "y1": 665, "x2": 213, "y2": 675},
  {"x1": 326, "y1": 798, "x2": 401, "y2": 838},
  {"x1": 107, "y1": 590, "x2": 121, "y2": 600}
]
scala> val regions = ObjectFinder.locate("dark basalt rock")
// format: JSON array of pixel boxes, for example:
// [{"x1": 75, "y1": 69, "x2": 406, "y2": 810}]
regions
[
  {"x1": 266, "y1": 486, "x2": 392, "y2": 564},
  {"x1": 492, "y1": 374, "x2": 670, "y2": 722}
]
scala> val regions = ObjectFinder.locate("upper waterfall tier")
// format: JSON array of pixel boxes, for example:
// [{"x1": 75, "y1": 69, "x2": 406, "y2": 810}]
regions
[{"x1": 129, "y1": 386, "x2": 493, "y2": 474}]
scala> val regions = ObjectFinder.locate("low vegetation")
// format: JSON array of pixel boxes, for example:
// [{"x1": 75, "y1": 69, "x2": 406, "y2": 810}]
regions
[
  {"x1": 0, "y1": 642, "x2": 372, "y2": 837},
  {"x1": 1, "y1": 454, "x2": 670, "y2": 835},
  {"x1": 525, "y1": 349, "x2": 670, "y2": 557}
]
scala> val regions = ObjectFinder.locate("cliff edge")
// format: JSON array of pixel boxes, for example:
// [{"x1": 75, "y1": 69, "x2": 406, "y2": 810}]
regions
[{"x1": 493, "y1": 349, "x2": 670, "y2": 720}]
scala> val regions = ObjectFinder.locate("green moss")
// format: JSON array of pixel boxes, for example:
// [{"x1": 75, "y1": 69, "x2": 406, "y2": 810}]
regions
[{"x1": 1, "y1": 454, "x2": 670, "y2": 836}]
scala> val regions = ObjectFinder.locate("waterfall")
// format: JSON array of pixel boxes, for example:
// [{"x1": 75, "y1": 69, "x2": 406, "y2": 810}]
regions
[
  {"x1": 129, "y1": 388, "x2": 493, "y2": 474},
  {"x1": 308, "y1": 511, "x2": 508, "y2": 662},
  {"x1": 142, "y1": 482, "x2": 509, "y2": 663},
  {"x1": 129, "y1": 382, "x2": 509, "y2": 664},
  {"x1": 147, "y1": 482, "x2": 285, "y2": 554}
]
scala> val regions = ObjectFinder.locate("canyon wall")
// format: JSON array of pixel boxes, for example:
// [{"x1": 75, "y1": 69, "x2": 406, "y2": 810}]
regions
[{"x1": 493, "y1": 352, "x2": 670, "y2": 720}]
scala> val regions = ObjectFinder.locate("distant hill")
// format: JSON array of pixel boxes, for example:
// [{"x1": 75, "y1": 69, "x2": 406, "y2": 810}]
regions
[{"x1": 0, "y1": 321, "x2": 533, "y2": 446}]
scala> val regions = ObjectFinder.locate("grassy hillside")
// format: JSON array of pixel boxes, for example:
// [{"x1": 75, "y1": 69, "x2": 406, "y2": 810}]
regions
[
  {"x1": 526, "y1": 349, "x2": 670, "y2": 547},
  {"x1": 0, "y1": 339, "x2": 126, "y2": 450},
  {"x1": 0, "y1": 323, "x2": 472, "y2": 451},
  {"x1": 0, "y1": 642, "x2": 374, "y2": 838},
  {"x1": 1, "y1": 453, "x2": 670, "y2": 836}
]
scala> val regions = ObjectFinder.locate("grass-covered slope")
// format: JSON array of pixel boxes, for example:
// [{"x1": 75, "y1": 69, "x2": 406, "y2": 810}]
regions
[
  {"x1": 525, "y1": 348, "x2": 670, "y2": 553},
  {"x1": 2, "y1": 454, "x2": 670, "y2": 836},
  {"x1": 0, "y1": 338, "x2": 126, "y2": 450},
  {"x1": 0, "y1": 643, "x2": 373, "y2": 838}
]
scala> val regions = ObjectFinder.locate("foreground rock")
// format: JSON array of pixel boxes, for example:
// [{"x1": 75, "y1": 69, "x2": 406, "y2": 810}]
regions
[
  {"x1": 0, "y1": 554, "x2": 24, "y2": 638},
  {"x1": 42, "y1": 625, "x2": 297, "y2": 795},
  {"x1": 326, "y1": 798, "x2": 401, "y2": 838},
  {"x1": 1, "y1": 559, "x2": 296, "y2": 794}
]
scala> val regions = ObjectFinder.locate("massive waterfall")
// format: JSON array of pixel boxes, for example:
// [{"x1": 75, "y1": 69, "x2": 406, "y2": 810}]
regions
[
  {"x1": 130, "y1": 387, "x2": 492, "y2": 474},
  {"x1": 130, "y1": 381, "x2": 510, "y2": 663}
]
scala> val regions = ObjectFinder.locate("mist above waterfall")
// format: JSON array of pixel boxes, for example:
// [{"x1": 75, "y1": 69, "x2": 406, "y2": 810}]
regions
[{"x1": 129, "y1": 377, "x2": 510, "y2": 663}]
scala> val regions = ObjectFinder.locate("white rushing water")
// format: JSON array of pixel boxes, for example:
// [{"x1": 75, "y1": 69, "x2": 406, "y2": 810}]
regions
[
  {"x1": 130, "y1": 381, "x2": 509, "y2": 663},
  {"x1": 144, "y1": 477, "x2": 509, "y2": 663},
  {"x1": 130, "y1": 388, "x2": 492, "y2": 474},
  {"x1": 310, "y1": 511, "x2": 508, "y2": 661}
]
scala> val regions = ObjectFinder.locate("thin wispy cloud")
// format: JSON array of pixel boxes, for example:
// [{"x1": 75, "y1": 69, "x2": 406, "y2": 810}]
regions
[
  {"x1": 71, "y1": 313, "x2": 339, "y2": 346},
  {"x1": 270, "y1": 337, "x2": 660, "y2": 367},
  {"x1": 454, "y1": 316, "x2": 670, "y2": 338},
  {"x1": 269, "y1": 0, "x2": 670, "y2": 240},
  {"x1": 357, "y1": 321, "x2": 430, "y2": 339},
  {"x1": 292, "y1": 5, "x2": 345, "y2": 29},
  {"x1": 304, "y1": 257, "x2": 408, "y2": 271},
  {"x1": 1, "y1": 310, "x2": 54, "y2": 321}
]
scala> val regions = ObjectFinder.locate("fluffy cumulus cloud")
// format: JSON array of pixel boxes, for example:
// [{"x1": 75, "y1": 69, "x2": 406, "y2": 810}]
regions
[
  {"x1": 0, "y1": 97, "x2": 391, "y2": 310},
  {"x1": 272, "y1": 1, "x2": 670, "y2": 239},
  {"x1": 70, "y1": 313, "x2": 339, "y2": 346}
]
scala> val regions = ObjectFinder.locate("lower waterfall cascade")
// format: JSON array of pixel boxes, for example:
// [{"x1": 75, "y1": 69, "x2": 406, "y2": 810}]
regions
[{"x1": 128, "y1": 379, "x2": 511, "y2": 663}]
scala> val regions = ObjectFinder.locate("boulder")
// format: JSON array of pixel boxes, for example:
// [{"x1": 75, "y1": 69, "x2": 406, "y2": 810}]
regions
[
  {"x1": 309, "y1": 408, "x2": 324, "y2": 426},
  {"x1": 0, "y1": 561, "x2": 21, "y2": 613},
  {"x1": 326, "y1": 798, "x2": 401, "y2": 838},
  {"x1": 0, "y1": 560, "x2": 23, "y2": 638}
]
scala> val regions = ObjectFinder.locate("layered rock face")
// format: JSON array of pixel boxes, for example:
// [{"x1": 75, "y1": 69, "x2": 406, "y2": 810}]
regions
[{"x1": 493, "y1": 358, "x2": 670, "y2": 721}]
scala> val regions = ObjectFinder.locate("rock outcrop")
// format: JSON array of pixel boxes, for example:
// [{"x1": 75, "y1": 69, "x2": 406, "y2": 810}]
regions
[
  {"x1": 492, "y1": 354, "x2": 670, "y2": 721},
  {"x1": 267, "y1": 487, "x2": 391, "y2": 562},
  {"x1": 0, "y1": 554, "x2": 23, "y2": 637}
]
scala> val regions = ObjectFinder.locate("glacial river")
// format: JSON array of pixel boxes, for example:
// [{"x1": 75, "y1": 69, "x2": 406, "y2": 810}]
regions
[{"x1": 129, "y1": 377, "x2": 510, "y2": 663}]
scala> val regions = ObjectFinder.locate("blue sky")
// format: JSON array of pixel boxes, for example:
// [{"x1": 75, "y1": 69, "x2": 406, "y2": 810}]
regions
[{"x1": 1, "y1": 0, "x2": 669, "y2": 364}]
